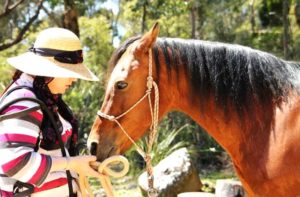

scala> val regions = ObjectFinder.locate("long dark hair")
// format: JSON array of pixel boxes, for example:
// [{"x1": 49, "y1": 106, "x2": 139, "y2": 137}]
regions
[{"x1": 10, "y1": 70, "x2": 79, "y2": 155}]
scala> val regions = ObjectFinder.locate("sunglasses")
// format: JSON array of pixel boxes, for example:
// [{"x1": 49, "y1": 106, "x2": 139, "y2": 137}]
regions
[{"x1": 29, "y1": 47, "x2": 83, "y2": 64}]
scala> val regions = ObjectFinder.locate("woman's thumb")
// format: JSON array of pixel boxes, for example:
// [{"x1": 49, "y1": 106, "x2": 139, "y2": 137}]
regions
[{"x1": 86, "y1": 155, "x2": 97, "y2": 161}]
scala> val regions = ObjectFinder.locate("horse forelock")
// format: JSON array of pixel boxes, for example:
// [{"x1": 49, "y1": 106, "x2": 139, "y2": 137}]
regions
[{"x1": 108, "y1": 36, "x2": 142, "y2": 73}]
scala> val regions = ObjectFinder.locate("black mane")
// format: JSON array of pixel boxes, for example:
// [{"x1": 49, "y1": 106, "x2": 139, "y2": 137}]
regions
[
  {"x1": 108, "y1": 36, "x2": 141, "y2": 72},
  {"x1": 110, "y1": 37, "x2": 300, "y2": 123}
]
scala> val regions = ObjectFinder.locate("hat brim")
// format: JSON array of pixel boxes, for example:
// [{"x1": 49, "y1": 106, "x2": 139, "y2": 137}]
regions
[{"x1": 7, "y1": 52, "x2": 99, "y2": 81}]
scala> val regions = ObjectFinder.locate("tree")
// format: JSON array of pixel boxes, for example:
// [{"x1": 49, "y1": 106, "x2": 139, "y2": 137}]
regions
[
  {"x1": 249, "y1": 0, "x2": 256, "y2": 35},
  {"x1": 0, "y1": 0, "x2": 26, "y2": 19},
  {"x1": 120, "y1": 0, "x2": 190, "y2": 38},
  {"x1": 0, "y1": 0, "x2": 44, "y2": 51},
  {"x1": 0, "y1": 0, "x2": 89, "y2": 50},
  {"x1": 64, "y1": 15, "x2": 114, "y2": 138},
  {"x1": 0, "y1": 1, "x2": 115, "y2": 135},
  {"x1": 283, "y1": 0, "x2": 292, "y2": 59},
  {"x1": 62, "y1": 0, "x2": 80, "y2": 36}
]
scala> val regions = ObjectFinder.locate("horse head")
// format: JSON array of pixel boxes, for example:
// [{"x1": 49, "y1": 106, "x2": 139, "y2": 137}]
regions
[{"x1": 88, "y1": 23, "x2": 172, "y2": 161}]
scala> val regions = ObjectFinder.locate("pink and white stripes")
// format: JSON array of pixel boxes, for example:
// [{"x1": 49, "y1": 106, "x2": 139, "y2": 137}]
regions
[{"x1": 0, "y1": 74, "x2": 77, "y2": 196}]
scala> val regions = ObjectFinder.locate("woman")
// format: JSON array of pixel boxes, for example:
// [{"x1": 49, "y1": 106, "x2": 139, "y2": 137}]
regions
[{"x1": 0, "y1": 27, "x2": 101, "y2": 196}]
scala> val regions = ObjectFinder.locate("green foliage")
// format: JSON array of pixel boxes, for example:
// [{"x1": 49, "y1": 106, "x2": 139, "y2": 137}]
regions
[
  {"x1": 0, "y1": 1, "x2": 42, "y2": 48},
  {"x1": 124, "y1": 112, "x2": 223, "y2": 176},
  {"x1": 199, "y1": 0, "x2": 246, "y2": 42},
  {"x1": 120, "y1": 0, "x2": 191, "y2": 38},
  {"x1": 0, "y1": 13, "x2": 114, "y2": 141},
  {"x1": 0, "y1": 23, "x2": 42, "y2": 92},
  {"x1": 293, "y1": 28, "x2": 300, "y2": 61},
  {"x1": 64, "y1": 16, "x2": 114, "y2": 138},
  {"x1": 0, "y1": 45, "x2": 19, "y2": 91},
  {"x1": 144, "y1": 123, "x2": 190, "y2": 165},
  {"x1": 124, "y1": 119, "x2": 193, "y2": 175},
  {"x1": 201, "y1": 171, "x2": 237, "y2": 193}
]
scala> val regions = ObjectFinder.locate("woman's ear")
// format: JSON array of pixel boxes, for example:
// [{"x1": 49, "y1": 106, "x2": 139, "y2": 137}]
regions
[{"x1": 136, "y1": 22, "x2": 160, "y2": 53}]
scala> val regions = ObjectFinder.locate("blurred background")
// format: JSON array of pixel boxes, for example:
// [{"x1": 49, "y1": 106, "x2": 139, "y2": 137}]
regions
[{"x1": 1, "y1": 0, "x2": 300, "y2": 195}]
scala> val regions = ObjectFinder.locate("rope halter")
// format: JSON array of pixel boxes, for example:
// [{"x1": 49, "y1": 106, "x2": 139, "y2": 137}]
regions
[{"x1": 97, "y1": 49, "x2": 159, "y2": 197}]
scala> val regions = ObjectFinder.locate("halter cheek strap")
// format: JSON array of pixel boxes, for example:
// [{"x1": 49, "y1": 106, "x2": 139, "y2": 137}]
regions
[{"x1": 97, "y1": 49, "x2": 159, "y2": 196}]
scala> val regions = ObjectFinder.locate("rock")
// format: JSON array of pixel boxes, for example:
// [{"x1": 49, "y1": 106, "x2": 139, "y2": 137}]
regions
[
  {"x1": 215, "y1": 179, "x2": 246, "y2": 197},
  {"x1": 177, "y1": 192, "x2": 215, "y2": 197},
  {"x1": 94, "y1": 188, "x2": 106, "y2": 197},
  {"x1": 138, "y1": 147, "x2": 202, "y2": 197}
]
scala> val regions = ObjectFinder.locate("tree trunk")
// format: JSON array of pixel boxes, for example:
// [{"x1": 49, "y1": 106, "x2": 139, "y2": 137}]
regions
[
  {"x1": 282, "y1": 0, "x2": 291, "y2": 59},
  {"x1": 249, "y1": 0, "x2": 256, "y2": 36},
  {"x1": 141, "y1": 0, "x2": 147, "y2": 34},
  {"x1": 295, "y1": 3, "x2": 300, "y2": 26},
  {"x1": 190, "y1": 4, "x2": 196, "y2": 39},
  {"x1": 62, "y1": 0, "x2": 80, "y2": 37}
]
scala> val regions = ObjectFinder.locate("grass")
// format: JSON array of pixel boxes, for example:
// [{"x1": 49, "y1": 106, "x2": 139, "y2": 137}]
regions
[
  {"x1": 200, "y1": 171, "x2": 237, "y2": 193},
  {"x1": 114, "y1": 188, "x2": 142, "y2": 197},
  {"x1": 88, "y1": 170, "x2": 237, "y2": 196},
  {"x1": 88, "y1": 176, "x2": 143, "y2": 197}
]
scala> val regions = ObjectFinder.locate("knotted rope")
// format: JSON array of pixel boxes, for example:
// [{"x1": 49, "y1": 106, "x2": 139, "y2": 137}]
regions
[{"x1": 79, "y1": 155, "x2": 130, "y2": 197}]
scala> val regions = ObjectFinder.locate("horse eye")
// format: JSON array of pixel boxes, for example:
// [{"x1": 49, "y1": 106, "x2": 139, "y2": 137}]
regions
[{"x1": 115, "y1": 81, "x2": 128, "y2": 90}]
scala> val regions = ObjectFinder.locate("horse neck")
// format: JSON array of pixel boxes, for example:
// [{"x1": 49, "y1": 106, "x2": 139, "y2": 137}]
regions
[
  {"x1": 158, "y1": 62, "x2": 236, "y2": 146},
  {"x1": 157, "y1": 59, "x2": 274, "y2": 193},
  {"x1": 169, "y1": 77, "x2": 243, "y2": 151},
  {"x1": 154, "y1": 39, "x2": 273, "y2": 158}
]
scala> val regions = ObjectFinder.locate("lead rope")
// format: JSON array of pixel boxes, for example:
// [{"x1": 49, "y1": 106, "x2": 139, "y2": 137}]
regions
[
  {"x1": 145, "y1": 49, "x2": 159, "y2": 196},
  {"x1": 96, "y1": 49, "x2": 159, "y2": 197},
  {"x1": 78, "y1": 155, "x2": 130, "y2": 197}
]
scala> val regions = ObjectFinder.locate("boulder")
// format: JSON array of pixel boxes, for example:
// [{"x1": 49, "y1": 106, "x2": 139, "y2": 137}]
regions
[
  {"x1": 138, "y1": 147, "x2": 202, "y2": 197},
  {"x1": 177, "y1": 192, "x2": 215, "y2": 197},
  {"x1": 215, "y1": 179, "x2": 246, "y2": 197}
]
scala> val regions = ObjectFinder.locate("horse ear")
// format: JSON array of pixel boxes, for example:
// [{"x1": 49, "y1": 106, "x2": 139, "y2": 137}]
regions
[{"x1": 137, "y1": 22, "x2": 160, "y2": 53}]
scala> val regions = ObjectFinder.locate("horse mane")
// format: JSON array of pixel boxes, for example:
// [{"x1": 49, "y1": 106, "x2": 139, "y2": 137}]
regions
[
  {"x1": 108, "y1": 36, "x2": 141, "y2": 73},
  {"x1": 109, "y1": 36, "x2": 300, "y2": 125}
]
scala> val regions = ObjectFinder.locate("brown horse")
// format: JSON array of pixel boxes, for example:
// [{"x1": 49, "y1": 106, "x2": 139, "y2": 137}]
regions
[{"x1": 88, "y1": 23, "x2": 300, "y2": 196}]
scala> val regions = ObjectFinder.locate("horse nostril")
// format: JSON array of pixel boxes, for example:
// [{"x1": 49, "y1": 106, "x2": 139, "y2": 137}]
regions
[{"x1": 90, "y1": 142, "x2": 98, "y2": 156}]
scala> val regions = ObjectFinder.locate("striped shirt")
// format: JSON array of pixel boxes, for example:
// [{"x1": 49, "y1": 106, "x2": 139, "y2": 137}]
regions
[{"x1": 0, "y1": 74, "x2": 80, "y2": 196}]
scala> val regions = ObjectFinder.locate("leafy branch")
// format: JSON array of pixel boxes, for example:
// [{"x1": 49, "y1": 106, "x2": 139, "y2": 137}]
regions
[
  {"x1": 0, "y1": 0, "x2": 44, "y2": 51},
  {"x1": 0, "y1": 0, "x2": 26, "y2": 19}
]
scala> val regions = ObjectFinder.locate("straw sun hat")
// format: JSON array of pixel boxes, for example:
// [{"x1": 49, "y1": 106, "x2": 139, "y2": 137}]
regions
[{"x1": 7, "y1": 27, "x2": 99, "y2": 81}]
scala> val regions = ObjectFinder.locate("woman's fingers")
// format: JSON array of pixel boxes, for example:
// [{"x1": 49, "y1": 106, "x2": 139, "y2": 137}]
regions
[
  {"x1": 67, "y1": 155, "x2": 107, "y2": 178},
  {"x1": 83, "y1": 155, "x2": 97, "y2": 162},
  {"x1": 86, "y1": 166, "x2": 103, "y2": 178}
]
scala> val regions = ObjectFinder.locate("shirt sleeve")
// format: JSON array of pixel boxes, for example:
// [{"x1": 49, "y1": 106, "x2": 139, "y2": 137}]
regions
[{"x1": 0, "y1": 88, "x2": 52, "y2": 186}]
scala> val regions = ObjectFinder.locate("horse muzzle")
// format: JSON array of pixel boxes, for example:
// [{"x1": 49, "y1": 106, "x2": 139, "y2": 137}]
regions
[{"x1": 87, "y1": 138, "x2": 119, "y2": 162}]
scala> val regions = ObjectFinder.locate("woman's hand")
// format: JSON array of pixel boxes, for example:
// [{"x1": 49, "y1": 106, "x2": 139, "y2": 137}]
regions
[
  {"x1": 50, "y1": 155, "x2": 102, "y2": 178},
  {"x1": 67, "y1": 155, "x2": 102, "y2": 178}
]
